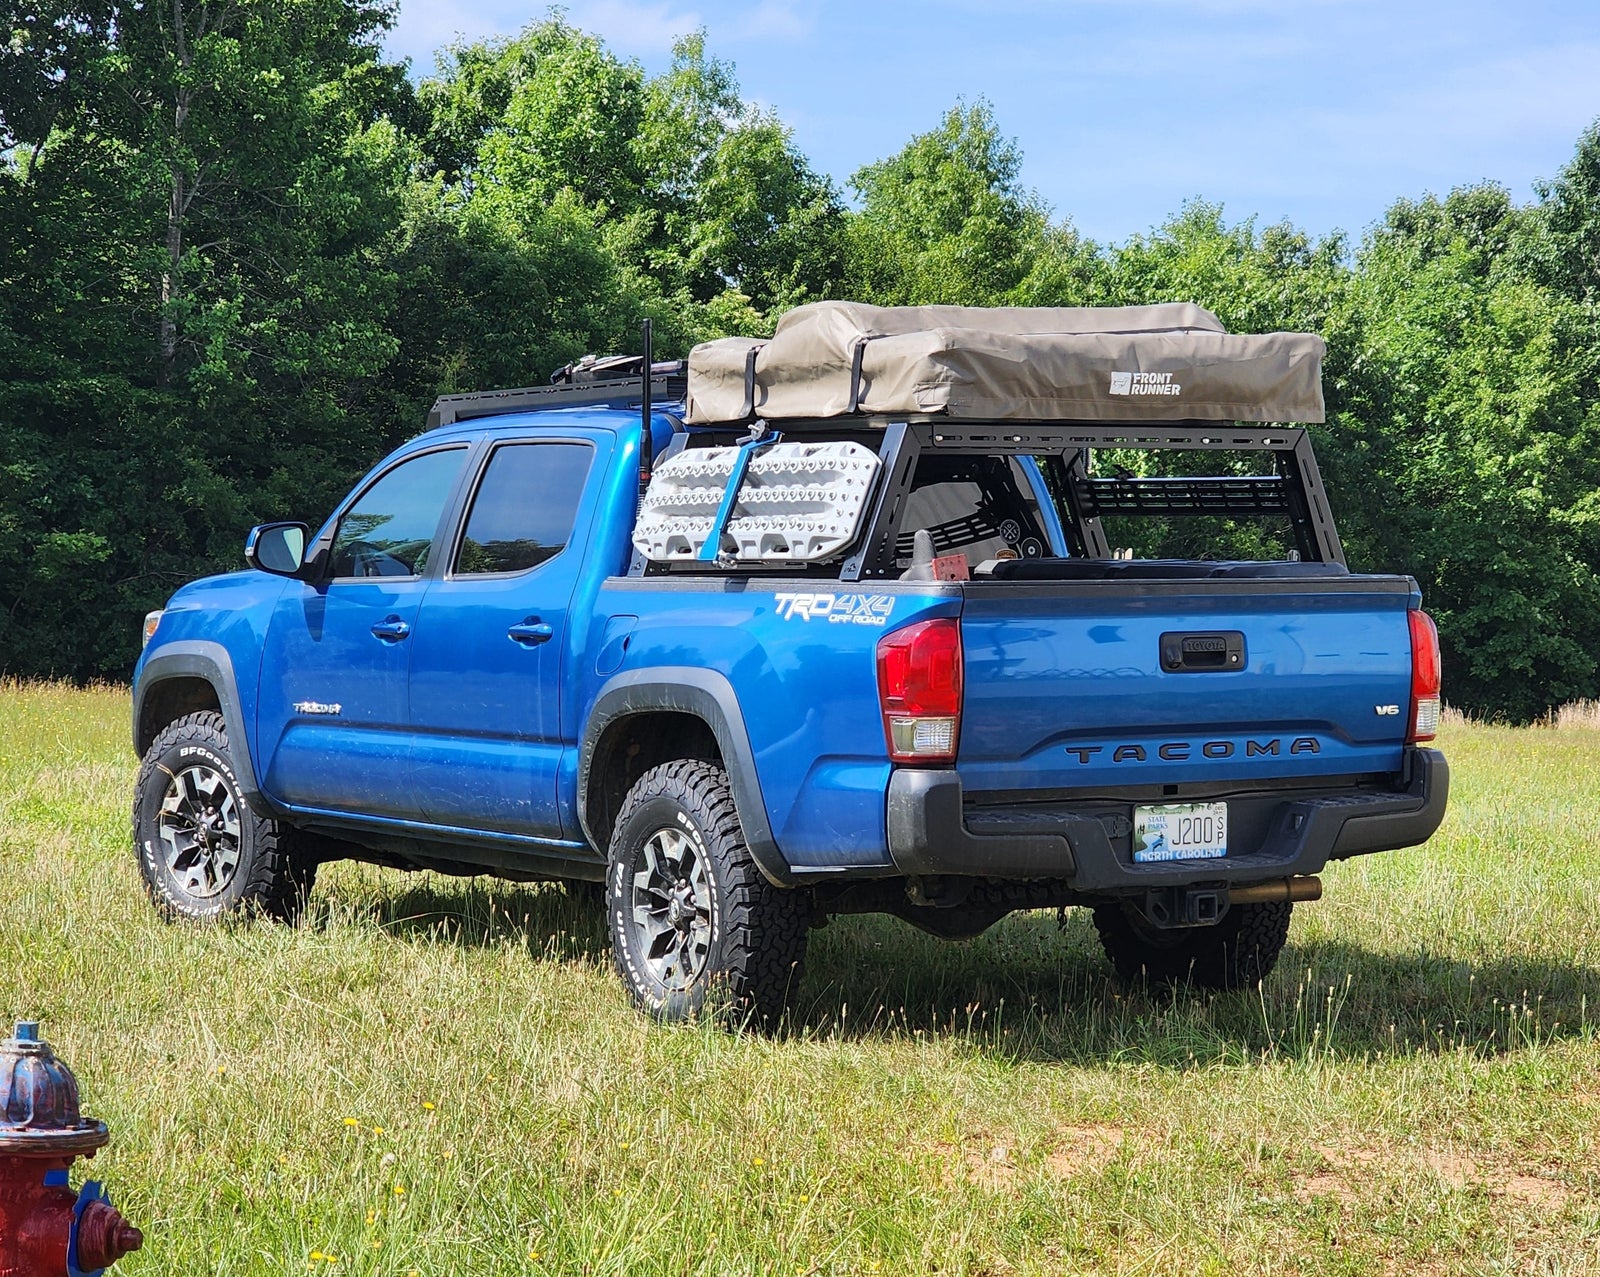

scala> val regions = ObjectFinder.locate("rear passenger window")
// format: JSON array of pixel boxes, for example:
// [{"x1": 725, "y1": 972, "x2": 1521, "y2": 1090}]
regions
[{"x1": 454, "y1": 442, "x2": 594, "y2": 575}]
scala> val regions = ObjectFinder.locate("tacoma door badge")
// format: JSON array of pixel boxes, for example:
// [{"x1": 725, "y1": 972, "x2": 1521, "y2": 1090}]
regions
[{"x1": 293, "y1": 701, "x2": 343, "y2": 716}]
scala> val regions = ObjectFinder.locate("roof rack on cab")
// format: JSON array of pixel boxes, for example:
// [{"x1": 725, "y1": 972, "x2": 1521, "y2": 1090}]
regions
[{"x1": 426, "y1": 354, "x2": 688, "y2": 429}]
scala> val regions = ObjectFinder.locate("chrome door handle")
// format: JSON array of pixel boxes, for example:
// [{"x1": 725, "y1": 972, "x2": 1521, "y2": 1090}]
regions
[
  {"x1": 370, "y1": 616, "x2": 411, "y2": 642},
  {"x1": 507, "y1": 620, "x2": 554, "y2": 646}
]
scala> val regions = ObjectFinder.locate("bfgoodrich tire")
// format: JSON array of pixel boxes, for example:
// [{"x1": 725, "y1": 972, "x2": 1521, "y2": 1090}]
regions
[
  {"x1": 1092, "y1": 899, "x2": 1292, "y2": 990},
  {"x1": 607, "y1": 760, "x2": 808, "y2": 1029},
  {"x1": 132, "y1": 711, "x2": 317, "y2": 923}
]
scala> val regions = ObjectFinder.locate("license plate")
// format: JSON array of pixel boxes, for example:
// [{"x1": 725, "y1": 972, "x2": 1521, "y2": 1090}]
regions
[{"x1": 1132, "y1": 802, "x2": 1228, "y2": 862}]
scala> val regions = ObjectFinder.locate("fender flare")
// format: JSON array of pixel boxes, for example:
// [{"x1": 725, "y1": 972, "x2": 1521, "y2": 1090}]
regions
[
  {"x1": 133, "y1": 641, "x2": 279, "y2": 816},
  {"x1": 578, "y1": 667, "x2": 792, "y2": 886}
]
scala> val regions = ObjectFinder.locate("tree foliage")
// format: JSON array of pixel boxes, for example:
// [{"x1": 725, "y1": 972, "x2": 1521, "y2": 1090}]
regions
[
  {"x1": 3, "y1": 4, "x2": 1599, "y2": 720},
  {"x1": 846, "y1": 101, "x2": 1092, "y2": 307}
]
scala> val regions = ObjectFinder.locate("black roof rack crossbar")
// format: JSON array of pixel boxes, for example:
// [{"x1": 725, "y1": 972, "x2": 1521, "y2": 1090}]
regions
[{"x1": 427, "y1": 364, "x2": 687, "y2": 429}]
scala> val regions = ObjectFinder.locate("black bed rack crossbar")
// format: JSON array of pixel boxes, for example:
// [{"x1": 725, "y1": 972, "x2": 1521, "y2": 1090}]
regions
[{"x1": 1075, "y1": 474, "x2": 1292, "y2": 518}]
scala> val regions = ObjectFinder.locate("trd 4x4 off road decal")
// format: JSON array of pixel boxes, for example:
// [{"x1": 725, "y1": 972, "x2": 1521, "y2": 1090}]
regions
[{"x1": 772, "y1": 593, "x2": 894, "y2": 626}]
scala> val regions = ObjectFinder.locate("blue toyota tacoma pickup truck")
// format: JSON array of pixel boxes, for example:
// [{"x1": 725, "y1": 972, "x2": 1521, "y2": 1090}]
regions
[{"x1": 131, "y1": 302, "x2": 1447, "y2": 1025}]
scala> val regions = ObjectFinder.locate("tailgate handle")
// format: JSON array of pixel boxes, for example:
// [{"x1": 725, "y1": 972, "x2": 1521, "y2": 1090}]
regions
[{"x1": 1160, "y1": 630, "x2": 1245, "y2": 673}]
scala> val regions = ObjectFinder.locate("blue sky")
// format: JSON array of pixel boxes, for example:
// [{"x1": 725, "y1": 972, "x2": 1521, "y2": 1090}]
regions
[{"x1": 384, "y1": 0, "x2": 1600, "y2": 246}]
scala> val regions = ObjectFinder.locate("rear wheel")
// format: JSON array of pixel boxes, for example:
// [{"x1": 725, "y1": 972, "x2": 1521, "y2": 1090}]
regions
[
  {"x1": 132, "y1": 711, "x2": 317, "y2": 923},
  {"x1": 606, "y1": 760, "x2": 808, "y2": 1028},
  {"x1": 1092, "y1": 899, "x2": 1292, "y2": 990}
]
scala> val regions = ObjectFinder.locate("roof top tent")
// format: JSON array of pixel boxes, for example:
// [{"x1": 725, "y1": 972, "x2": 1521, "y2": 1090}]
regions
[{"x1": 683, "y1": 300, "x2": 1324, "y2": 426}]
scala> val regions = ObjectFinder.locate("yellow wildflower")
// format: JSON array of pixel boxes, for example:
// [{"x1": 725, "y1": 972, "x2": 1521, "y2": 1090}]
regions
[{"x1": 422, "y1": 1101, "x2": 435, "y2": 1111}]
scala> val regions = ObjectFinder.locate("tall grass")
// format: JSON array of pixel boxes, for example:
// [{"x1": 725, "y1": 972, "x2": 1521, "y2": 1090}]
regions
[
  {"x1": 1554, "y1": 700, "x2": 1600, "y2": 731},
  {"x1": 3, "y1": 683, "x2": 1599, "y2": 1275}
]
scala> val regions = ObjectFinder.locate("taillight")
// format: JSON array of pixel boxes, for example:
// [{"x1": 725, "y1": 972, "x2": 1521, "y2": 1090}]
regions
[
  {"x1": 1408, "y1": 608, "x2": 1441, "y2": 743},
  {"x1": 876, "y1": 618, "x2": 963, "y2": 764}
]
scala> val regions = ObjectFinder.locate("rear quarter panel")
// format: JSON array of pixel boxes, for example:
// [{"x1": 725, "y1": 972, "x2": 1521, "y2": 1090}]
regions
[{"x1": 582, "y1": 579, "x2": 960, "y2": 871}]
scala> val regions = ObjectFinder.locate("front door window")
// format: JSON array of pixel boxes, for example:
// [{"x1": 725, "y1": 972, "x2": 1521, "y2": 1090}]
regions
[{"x1": 330, "y1": 448, "x2": 467, "y2": 578}]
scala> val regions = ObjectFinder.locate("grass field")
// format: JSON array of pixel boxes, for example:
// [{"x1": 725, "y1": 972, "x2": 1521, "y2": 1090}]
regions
[{"x1": 3, "y1": 682, "x2": 1598, "y2": 1275}]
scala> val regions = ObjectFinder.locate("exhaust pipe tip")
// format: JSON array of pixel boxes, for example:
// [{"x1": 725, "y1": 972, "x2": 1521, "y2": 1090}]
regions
[{"x1": 1228, "y1": 876, "x2": 1322, "y2": 906}]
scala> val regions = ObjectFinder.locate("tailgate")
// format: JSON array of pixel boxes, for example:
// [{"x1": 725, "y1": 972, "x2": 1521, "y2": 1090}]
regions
[{"x1": 957, "y1": 577, "x2": 1417, "y2": 794}]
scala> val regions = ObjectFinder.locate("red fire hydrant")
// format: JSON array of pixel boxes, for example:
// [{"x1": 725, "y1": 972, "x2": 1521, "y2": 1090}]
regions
[{"x1": 0, "y1": 1021, "x2": 142, "y2": 1276}]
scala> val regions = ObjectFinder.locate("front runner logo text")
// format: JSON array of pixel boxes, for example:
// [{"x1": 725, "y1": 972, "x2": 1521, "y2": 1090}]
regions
[
  {"x1": 1109, "y1": 371, "x2": 1181, "y2": 397},
  {"x1": 774, "y1": 593, "x2": 894, "y2": 625}
]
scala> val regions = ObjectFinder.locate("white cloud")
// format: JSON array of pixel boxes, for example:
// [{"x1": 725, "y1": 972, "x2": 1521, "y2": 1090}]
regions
[
  {"x1": 384, "y1": 1, "x2": 516, "y2": 69},
  {"x1": 386, "y1": 0, "x2": 816, "y2": 68},
  {"x1": 1315, "y1": 42, "x2": 1600, "y2": 162},
  {"x1": 384, "y1": 0, "x2": 705, "y2": 66},
  {"x1": 562, "y1": 0, "x2": 704, "y2": 55},
  {"x1": 726, "y1": 0, "x2": 813, "y2": 42}
]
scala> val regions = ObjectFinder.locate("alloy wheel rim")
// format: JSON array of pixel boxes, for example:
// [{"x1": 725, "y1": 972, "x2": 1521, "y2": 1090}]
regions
[
  {"x1": 156, "y1": 764, "x2": 242, "y2": 899},
  {"x1": 629, "y1": 826, "x2": 713, "y2": 991}
]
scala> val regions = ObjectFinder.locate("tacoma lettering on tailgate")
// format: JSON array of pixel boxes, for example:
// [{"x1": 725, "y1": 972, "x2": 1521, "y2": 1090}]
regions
[{"x1": 1066, "y1": 735, "x2": 1322, "y2": 764}]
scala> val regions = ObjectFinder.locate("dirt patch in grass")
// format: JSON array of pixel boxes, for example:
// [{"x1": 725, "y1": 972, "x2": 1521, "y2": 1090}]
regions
[
  {"x1": 1296, "y1": 1143, "x2": 1571, "y2": 1213},
  {"x1": 1295, "y1": 1171, "x2": 1357, "y2": 1204},
  {"x1": 928, "y1": 1124, "x2": 1125, "y2": 1192},
  {"x1": 1043, "y1": 1124, "x2": 1123, "y2": 1179},
  {"x1": 1421, "y1": 1148, "x2": 1478, "y2": 1187},
  {"x1": 929, "y1": 1138, "x2": 1018, "y2": 1193},
  {"x1": 1499, "y1": 1173, "x2": 1570, "y2": 1209},
  {"x1": 1294, "y1": 1146, "x2": 1377, "y2": 1203},
  {"x1": 966, "y1": 1143, "x2": 1021, "y2": 1192}
]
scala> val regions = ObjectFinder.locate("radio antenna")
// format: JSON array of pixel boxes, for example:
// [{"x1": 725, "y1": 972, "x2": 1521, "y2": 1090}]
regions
[{"x1": 638, "y1": 319, "x2": 653, "y2": 503}]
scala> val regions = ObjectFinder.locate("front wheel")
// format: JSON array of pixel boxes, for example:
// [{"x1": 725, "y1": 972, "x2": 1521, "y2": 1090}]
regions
[
  {"x1": 132, "y1": 711, "x2": 317, "y2": 923},
  {"x1": 1092, "y1": 899, "x2": 1292, "y2": 990},
  {"x1": 606, "y1": 760, "x2": 808, "y2": 1028}
]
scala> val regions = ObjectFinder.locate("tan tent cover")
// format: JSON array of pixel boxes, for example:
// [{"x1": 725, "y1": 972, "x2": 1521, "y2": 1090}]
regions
[{"x1": 684, "y1": 301, "x2": 1326, "y2": 425}]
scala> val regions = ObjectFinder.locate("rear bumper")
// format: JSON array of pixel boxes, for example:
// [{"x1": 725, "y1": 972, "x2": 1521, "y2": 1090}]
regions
[{"x1": 885, "y1": 748, "x2": 1448, "y2": 893}]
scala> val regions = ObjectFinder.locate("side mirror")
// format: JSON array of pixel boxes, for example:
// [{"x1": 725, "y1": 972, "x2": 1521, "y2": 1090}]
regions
[{"x1": 245, "y1": 522, "x2": 310, "y2": 577}]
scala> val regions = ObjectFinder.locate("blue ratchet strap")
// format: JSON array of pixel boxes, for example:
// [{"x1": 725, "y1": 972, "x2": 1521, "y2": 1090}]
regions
[{"x1": 697, "y1": 430, "x2": 780, "y2": 562}]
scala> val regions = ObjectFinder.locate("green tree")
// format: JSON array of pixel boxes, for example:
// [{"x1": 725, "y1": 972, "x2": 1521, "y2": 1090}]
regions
[
  {"x1": 641, "y1": 34, "x2": 844, "y2": 313},
  {"x1": 1521, "y1": 117, "x2": 1600, "y2": 307},
  {"x1": 846, "y1": 100, "x2": 1093, "y2": 306},
  {"x1": 412, "y1": 20, "x2": 842, "y2": 334},
  {"x1": 0, "y1": 0, "x2": 411, "y2": 677},
  {"x1": 1346, "y1": 186, "x2": 1600, "y2": 719}
]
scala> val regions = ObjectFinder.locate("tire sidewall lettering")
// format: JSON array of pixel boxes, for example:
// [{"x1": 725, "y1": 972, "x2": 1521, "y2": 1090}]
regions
[
  {"x1": 136, "y1": 718, "x2": 252, "y2": 917},
  {"x1": 608, "y1": 779, "x2": 728, "y2": 1020}
]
